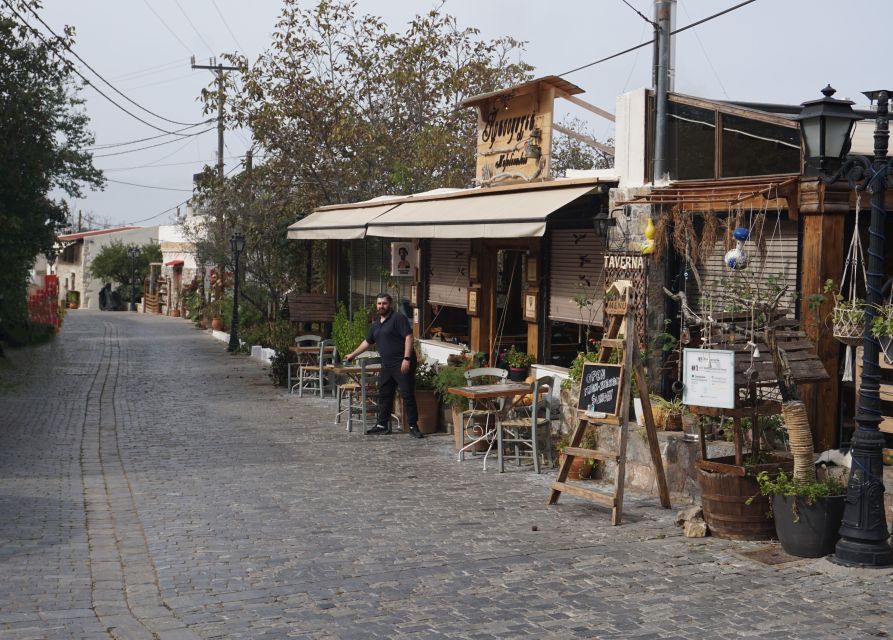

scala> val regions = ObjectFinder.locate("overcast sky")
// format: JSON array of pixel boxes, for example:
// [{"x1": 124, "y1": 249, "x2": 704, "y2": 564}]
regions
[{"x1": 33, "y1": 0, "x2": 891, "y2": 228}]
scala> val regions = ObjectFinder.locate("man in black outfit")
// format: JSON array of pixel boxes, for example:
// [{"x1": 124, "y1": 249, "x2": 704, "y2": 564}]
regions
[{"x1": 344, "y1": 293, "x2": 425, "y2": 438}]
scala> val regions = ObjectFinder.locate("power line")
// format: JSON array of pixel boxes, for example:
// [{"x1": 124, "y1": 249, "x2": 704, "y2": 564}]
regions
[
  {"x1": 106, "y1": 178, "x2": 193, "y2": 192},
  {"x1": 173, "y1": 0, "x2": 215, "y2": 57},
  {"x1": 121, "y1": 71, "x2": 196, "y2": 92},
  {"x1": 210, "y1": 0, "x2": 246, "y2": 54},
  {"x1": 558, "y1": 0, "x2": 758, "y2": 77},
  {"x1": 2, "y1": 2, "x2": 197, "y2": 136},
  {"x1": 18, "y1": 1, "x2": 205, "y2": 128},
  {"x1": 89, "y1": 121, "x2": 212, "y2": 150},
  {"x1": 679, "y1": 0, "x2": 729, "y2": 99},
  {"x1": 92, "y1": 127, "x2": 215, "y2": 157},
  {"x1": 109, "y1": 57, "x2": 186, "y2": 83},
  {"x1": 103, "y1": 156, "x2": 239, "y2": 172},
  {"x1": 141, "y1": 0, "x2": 192, "y2": 55}
]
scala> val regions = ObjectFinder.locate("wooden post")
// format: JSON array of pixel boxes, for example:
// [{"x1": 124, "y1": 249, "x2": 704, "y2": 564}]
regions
[{"x1": 799, "y1": 178, "x2": 848, "y2": 450}]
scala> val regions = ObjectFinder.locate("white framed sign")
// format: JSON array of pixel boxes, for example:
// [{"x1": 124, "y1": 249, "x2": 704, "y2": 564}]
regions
[
  {"x1": 390, "y1": 242, "x2": 416, "y2": 277},
  {"x1": 682, "y1": 348, "x2": 735, "y2": 409}
]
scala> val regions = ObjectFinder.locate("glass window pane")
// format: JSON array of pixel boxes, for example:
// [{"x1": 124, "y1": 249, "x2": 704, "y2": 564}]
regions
[
  {"x1": 667, "y1": 102, "x2": 716, "y2": 180},
  {"x1": 721, "y1": 114, "x2": 801, "y2": 177}
]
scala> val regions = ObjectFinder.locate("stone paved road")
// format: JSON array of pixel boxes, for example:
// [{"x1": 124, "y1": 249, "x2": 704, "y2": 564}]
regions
[{"x1": 0, "y1": 311, "x2": 891, "y2": 639}]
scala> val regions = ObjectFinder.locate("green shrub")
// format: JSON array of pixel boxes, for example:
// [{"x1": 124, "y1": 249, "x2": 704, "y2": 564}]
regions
[
  {"x1": 433, "y1": 365, "x2": 468, "y2": 409},
  {"x1": 332, "y1": 303, "x2": 370, "y2": 358},
  {"x1": 0, "y1": 320, "x2": 55, "y2": 347}
]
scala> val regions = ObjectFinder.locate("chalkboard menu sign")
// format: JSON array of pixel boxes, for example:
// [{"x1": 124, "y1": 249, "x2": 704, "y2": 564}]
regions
[{"x1": 577, "y1": 363, "x2": 624, "y2": 416}]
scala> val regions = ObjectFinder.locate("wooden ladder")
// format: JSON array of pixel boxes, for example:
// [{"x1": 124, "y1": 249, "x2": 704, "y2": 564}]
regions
[{"x1": 548, "y1": 297, "x2": 671, "y2": 525}]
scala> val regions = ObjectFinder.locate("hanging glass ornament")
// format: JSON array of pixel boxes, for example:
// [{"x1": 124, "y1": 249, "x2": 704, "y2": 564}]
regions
[{"x1": 724, "y1": 227, "x2": 750, "y2": 270}]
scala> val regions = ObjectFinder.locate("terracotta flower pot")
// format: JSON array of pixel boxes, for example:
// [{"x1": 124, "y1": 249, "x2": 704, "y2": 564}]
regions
[
  {"x1": 170, "y1": 308, "x2": 181, "y2": 318},
  {"x1": 211, "y1": 317, "x2": 223, "y2": 331},
  {"x1": 560, "y1": 453, "x2": 594, "y2": 480},
  {"x1": 414, "y1": 389, "x2": 439, "y2": 434}
]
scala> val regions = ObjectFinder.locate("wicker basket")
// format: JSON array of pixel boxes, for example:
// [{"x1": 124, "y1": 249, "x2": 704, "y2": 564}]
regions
[{"x1": 832, "y1": 316, "x2": 863, "y2": 346}]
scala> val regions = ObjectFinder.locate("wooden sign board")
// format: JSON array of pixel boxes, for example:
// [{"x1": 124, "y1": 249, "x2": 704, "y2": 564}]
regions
[
  {"x1": 604, "y1": 252, "x2": 648, "y2": 349},
  {"x1": 577, "y1": 362, "x2": 624, "y2": 416},
  {"x1": 466, "y1": 85, "x2": 558, "y2": 185}
]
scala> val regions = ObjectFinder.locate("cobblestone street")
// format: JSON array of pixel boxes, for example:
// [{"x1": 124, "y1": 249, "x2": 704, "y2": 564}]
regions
[{"x1": 0, "y1": 311, "x2": 891, "y2": 639}]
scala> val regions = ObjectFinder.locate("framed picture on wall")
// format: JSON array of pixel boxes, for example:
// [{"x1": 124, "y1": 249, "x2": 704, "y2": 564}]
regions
[
  {"x1": 468, "y1": 255, "x2": 478, "y2": 281},
  {"x1": 467, "y1": 287, "x2": 480, "y2": 316},
  {"x1": 409, "y1": 284, "x2": 418, "y2": 306},
  {"x1": 526, "y1": 255, "x2": 538, "y2": 284},
  {"x1": 524, "y1": 291, "x2": 537, "y2": 322},
  {"x1": 412, "y1": 307, "x2": 420, "y2": 325},
  {"x1": 390, "y1": 241, "x2": 416, "y2": 277}
]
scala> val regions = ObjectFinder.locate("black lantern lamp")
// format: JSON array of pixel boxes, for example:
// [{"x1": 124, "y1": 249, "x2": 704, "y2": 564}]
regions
[
  {"x1": 227, "y1": 228, "x2": 245, "y2": 353},
  {"x1": 127, "y1": 245, "x2": 141, "y2": 311},
  {"x1": 798, "y1": 86, "x2": 893, "y2": 567},
  {"x1": 592, "y1": 205, "x2": 616, "y2": 238},
  {"x1": 795, "y1": 85, "x2": 862, "y2": 176}
]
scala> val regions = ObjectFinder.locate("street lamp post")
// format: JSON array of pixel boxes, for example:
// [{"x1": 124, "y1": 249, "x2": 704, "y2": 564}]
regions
[
  {"x1": 127, "y1": 246, "x2": 141, "y2": 312},
  {"x1": 797, "y1": 86, "x2": 893, "y2": 567},
  {"x1": 227, "y1": 228, "x2": 245, "y2": 353}
]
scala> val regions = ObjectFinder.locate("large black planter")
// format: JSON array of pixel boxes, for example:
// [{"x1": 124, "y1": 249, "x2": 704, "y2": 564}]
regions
[
  {"x1": 508, "y1": 366, "x2": 528, "y2": 382},
  {"x1": 772, "y1": 494, "x2": 845, "y2": 558}
]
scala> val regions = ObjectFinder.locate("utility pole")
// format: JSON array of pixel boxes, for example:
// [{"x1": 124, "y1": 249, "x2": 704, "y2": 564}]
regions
[
  {"x1": 191, "y1": 56, "x2": 238, "y2": 180},
  {"x1": 191, "y1": 56, "x2": 239, "y2": 305},
  {"x1": 652, "y1": 0, "x2": 675, "y2": 183}
]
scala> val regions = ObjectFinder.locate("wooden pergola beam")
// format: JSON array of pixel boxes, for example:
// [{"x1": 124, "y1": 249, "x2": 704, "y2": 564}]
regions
[
  {"x1": 552, "y1": 123, "x2": 615, "y2": 157},
  {"x1": 556, "y1": 89, "x2": 615, "y2": 122}
]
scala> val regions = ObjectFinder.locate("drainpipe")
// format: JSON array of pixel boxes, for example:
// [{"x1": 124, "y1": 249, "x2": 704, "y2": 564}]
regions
[{"x1": 652, "y1": 0, "x2": 675, "y2": 183}]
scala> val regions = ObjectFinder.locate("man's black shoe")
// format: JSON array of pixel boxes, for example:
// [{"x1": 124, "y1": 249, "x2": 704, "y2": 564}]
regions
[
  {"x1": 408, "y1": 425, "x2": 425, "y2": 439},
  {"x1": 366, "y1": 424, "x2": 392, "y2": 435}
]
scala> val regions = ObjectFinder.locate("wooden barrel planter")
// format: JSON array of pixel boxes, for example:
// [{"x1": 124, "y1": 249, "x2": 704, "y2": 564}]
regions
[{"x1": 696, "y1": 454, "x2": 793, "y2": 540}]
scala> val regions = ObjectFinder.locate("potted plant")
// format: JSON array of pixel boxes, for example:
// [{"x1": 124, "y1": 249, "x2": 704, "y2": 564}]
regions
[
  {"x1": 826, "y1": 279, "x2": 865, "y2": 346},
  {"x1": 556, "y1": 426, "x2": 599, "y2": 480},
  {"x1": 751, "y1": 468, "x2": 846, "y2": 557},
  {"x1": 332, "y1": 303, "x2": 369, "y2": 363},
  {"x1": 433, "y1": 364, "x2": 469, "y2": 447},
  {"x1": 413, "y1": 362, "x2": 440, "y2": 434},
  {"x1": 871, "y1": 301, "x2": 893, "y2": 363},
  {"x1": 504, "y1": 346, "x2": 535, "y2": 381},
  {"x1": 651, "y1": 395, "x2": 685, "y2": 431},
  {"x1": 66, "y1": 291, "x2": 79, "y2": 309}
]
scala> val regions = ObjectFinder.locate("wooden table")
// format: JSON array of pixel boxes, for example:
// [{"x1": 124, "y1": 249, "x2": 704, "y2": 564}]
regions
[{"x1": 448, "y1": 383, "x2": 532, "y2": 470}]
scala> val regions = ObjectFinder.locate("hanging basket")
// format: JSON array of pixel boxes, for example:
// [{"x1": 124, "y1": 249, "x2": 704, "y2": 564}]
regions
[
  {"x1": 880, "y1": 335, "x2": 893, "y2": 365},
  {"x1": 831, "y1": 303, "x2": 865, "y2": 346}
]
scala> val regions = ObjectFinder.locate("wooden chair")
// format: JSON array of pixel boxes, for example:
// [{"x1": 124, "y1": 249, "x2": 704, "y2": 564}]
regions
[
  {"x1": 339, "y1": 356, "x2": 400, "y2": 434},
  {"x1": 287, "y1": 334, "x2": 322, "y2": 394},
  {"x1": 497, "y1": 376, "x2": 555, "y2": 473},
  {"x1": 298, "y1": 339, "x2": 336, "y2": 397},
  {"x1": 458, "y1": 367, "x2": 508, "y2": 461},
  {"x1": 335, "y1": 352, "x2": 376, "y2": 428}
]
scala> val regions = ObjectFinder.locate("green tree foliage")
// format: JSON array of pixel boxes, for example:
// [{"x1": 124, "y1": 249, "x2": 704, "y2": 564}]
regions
[
  {"x1": 0, "y1": 1, "x2": 103, "y2": 346},
  {"x1": 88, "y1": 241, "x2": 162, "y2": 289},
  {"x1": 551, "y1": 116, "x2": 614, "y2": 177},
  {"x1": 184, "y1": 1, "x2": 533, "y2": 322}
]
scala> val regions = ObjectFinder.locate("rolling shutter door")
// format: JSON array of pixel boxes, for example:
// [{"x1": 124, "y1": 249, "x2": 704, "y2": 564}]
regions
[
  {"x1": 549, "y1": 229, "x2": 606, "y2": 326},
  {"x1": 693, "y1": 218, "x2": 799, "y2": 315},
  {"x1": 427, "y1": 239, "x2": 469, "y2": 308}
]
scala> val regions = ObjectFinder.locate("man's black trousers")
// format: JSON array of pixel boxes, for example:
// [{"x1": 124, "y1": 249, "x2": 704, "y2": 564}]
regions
[{"x1": 376, "y1": 365, "x2": 418, "y2": 428}]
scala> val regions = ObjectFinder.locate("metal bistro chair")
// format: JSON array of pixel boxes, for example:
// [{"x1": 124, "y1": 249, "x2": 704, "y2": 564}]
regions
[
  {"x1": 458, "y1": 367, "x2": 508, "y2": 462},
  {"x1": 343, "y1": 356, "x2": 402, "y2": 435},
  {"x1": 335, "y1": 351, "x2": 376, "y2": 427},
  {"x1": 497, "y1": 375, "x2": 555, "y2": 473},
  {"x1": 298, "y1": 339, "x2": 336, "y2": 397},
  {"x1": 288, "y1": 334, "x2": 322, "y2": 394}
]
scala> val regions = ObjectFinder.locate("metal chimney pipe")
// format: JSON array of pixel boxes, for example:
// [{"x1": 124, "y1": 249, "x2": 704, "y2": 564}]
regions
[{"x1": 653, "y1": 0, "x2": 675, "y2": 182}]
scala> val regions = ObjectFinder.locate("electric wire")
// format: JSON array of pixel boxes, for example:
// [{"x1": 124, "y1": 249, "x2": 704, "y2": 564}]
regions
[
  {"x1": 89, "y1": 121, "x2": 213, "y2": 150},
  {"x1": 210, "y1": 0, "x2": 246, "y2": 54},
  {"x1": 558, "y1": 0, "x2": 758, "y2": 77},
  {"x1": 17, "y1": 1, "x2": 205, "y2": 128},
  {"x1": 141, "y1": 0, "x2": 192, "y2": 55},
  {"x1": 173, "y1": 0, "x2": 215, "y2": 57},
  {"x1": 92, "y1": 127, "x2": 215, "y2": 157},
  {"x1": 679, "y1": 0, "x2": 729, "y2": 99},
  {"x1": 109, "y1": 57, "x2": 186, "y2": 83},
  {"x1": 2, "y1": 2, "x2": 199, "y2": 136},
  {"x1": 103, "y1": 156, "x2": 241, "y2": 172},
  {"x1": 106, "y1": 178, "x2": 193, "y2": 192}
]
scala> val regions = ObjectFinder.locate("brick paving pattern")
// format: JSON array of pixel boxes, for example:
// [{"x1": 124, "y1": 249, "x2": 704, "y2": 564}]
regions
[{"x1": 0, "y1": 311, "x2": 890, "y2": 639}]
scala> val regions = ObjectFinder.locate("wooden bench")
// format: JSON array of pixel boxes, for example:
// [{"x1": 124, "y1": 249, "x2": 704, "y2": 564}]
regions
[{"x1": 286, "y1": 293, "x2": 336, "y2": 324}]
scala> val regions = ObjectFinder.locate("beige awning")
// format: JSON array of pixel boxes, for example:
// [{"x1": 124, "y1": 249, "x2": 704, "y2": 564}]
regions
[
  {"x1": 365, "y1": 185, "x2": 596, "y2": 239},
  {"x1": 287, "y1": 204, "x2": 399, "y2": 240}
]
